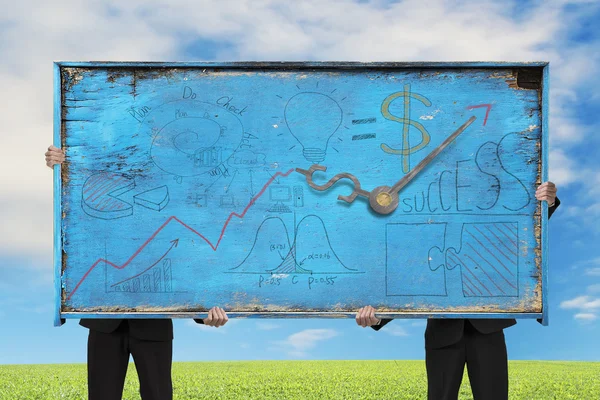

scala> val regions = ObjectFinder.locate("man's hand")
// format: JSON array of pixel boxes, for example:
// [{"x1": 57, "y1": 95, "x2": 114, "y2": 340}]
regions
[
  {"x1": 45, "y1": 145, "x2": 65, "y2": 169},
  {"x1": 356, "y1": 305, "x2": 381, "y2": 328},
  {"x1": 535, "y1": 181, "x2": 557, "y2": 207},
  {"x1": 202, "y1": 307, "x2": 229, "y2": 328}
]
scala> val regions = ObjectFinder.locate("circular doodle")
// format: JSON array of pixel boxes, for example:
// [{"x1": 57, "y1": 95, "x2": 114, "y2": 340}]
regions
[{"x1": 139, "y1": 100, "x2": 244, "y2": 177}]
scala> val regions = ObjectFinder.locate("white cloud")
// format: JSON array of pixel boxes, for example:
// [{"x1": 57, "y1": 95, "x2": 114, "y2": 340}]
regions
[
  {"x1": 273, "y1": 328, "x2": 339, "y2": 357},
  {"x1": 557, "y1": 204, "x2": 600, "y2": 233},
  {"x1": 1, "y1": 0, "x2": 180, "y2": 271},
  {"x1": 560, "y1": 296, "x2": 600, "y2": 311},
  {"x1": 569, "y1": 257, "x2": 600, "y2": 271},
  {"x1": 586, "y1": 268, "x2": 600, "y2": 277},
  {"x1": 587, "y1": 284, "x2": 600, "y2": 294},
  {"x1": 2, "y1": 0, "x2": 600, "y2": 272},
  {"x1": 382, "y1": 324, "x2": 410, "y2": 337},
  {"x1": 560, "y1": 258, "x2": 600, "y2": 323},
  {"x1": 583, "y1": 173, "x2": 600, "y2": 199},
  {"x1": 255, "y1": 321, "x2": 281, "y2": 331},
  {"x1": 574, "y1": 313, "x2": 597, "y2": 322},
  {"x1": 573, "y1": 257, "x2": 600, "y2": 276},
  {"x1": 549, "y1": 149, "x2": 578, "y2": 187}
]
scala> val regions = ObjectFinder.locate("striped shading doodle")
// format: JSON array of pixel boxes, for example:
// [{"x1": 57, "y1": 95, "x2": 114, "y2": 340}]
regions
[
  {"x1": 446, "y1": 223, "x2": 519, "y2": 297},
  {"x1": 81, "y1": 172, "x2": 135, "y2": 220}
]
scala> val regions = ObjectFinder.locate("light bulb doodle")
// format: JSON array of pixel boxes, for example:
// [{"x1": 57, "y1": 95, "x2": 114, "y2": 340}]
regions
[{"x1": 284, "y1": 92, "x2": 343, "y2": 163}]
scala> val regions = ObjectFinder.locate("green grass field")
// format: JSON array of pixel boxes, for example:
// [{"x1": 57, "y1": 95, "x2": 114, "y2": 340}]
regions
[{"x1": 0, "y1": 360, "x2": 598, "y2": 399}]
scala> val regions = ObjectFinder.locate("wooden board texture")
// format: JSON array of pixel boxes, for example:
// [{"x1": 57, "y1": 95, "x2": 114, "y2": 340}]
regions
[{"x1": 54, "y1": 62, "x2": 549, "y2": 323}]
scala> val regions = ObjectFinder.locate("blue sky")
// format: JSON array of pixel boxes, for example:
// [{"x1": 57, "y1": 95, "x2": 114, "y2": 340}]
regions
[{"x1": 1, "y1": 0, "x2": 600, "y2": 364}]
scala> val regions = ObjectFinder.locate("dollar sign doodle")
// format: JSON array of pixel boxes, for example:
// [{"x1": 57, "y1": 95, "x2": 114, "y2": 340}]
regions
[{"x1": 381, "y1": 84, "x2": 432, "y2": 173}]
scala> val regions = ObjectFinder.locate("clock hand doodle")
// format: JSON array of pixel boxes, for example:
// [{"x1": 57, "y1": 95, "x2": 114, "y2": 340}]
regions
[{"x1": 296, "y1": 116, "x2": 477, "y2": 215}]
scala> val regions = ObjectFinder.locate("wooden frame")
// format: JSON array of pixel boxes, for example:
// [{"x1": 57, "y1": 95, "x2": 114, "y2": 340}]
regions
[{"x1": 53, "y1": 62, "x2": 549, "y2": 325}]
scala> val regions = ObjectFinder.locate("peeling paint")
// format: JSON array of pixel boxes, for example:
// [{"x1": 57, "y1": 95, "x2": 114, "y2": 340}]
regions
[
  {"x1": 62, "y1": 68, "x2": 86, "y2": 91},
  {"x1": 419, "y1": 109, "x2": 441, "y2": 120}
]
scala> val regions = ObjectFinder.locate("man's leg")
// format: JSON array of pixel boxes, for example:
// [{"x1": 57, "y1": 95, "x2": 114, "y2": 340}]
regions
[
  {"x1": 425, "y1": 337, "x2": 467, "y2": 400},
  {"x1": 87, "y1": 325, "x2": 130, "y2": 400},
  {"x1": 464, "y1": 321, "x2": 509, "y2": 400},
  {"x1": 129, "y1": 337, "x2": 173, "y2": 400}
]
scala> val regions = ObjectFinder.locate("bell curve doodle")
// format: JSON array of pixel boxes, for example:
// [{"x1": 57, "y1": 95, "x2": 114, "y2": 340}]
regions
[
  {"x1": 381, "y1": 83, "x2": 433, "y2": 174},
  {"x1": 227, "y1": 214, "x2": 359, "y2": 274},
  {"x1": 284, "y1": 92, "x2": 343, "y2": 163},
  {"x1": 138, "y1": 100, "x2": 244, "y2": 178},
  {"x1": 296, "y1": 116, "x2": 477, "y2": 215}
]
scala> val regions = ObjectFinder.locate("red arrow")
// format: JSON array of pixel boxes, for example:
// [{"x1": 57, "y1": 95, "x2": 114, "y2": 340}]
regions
[
  {"x1": 466, "y1": 104, "x2": 492, "y2": 126},
  {"x1": 65, "y1": 168, "x2": 295, "y2": 300}
]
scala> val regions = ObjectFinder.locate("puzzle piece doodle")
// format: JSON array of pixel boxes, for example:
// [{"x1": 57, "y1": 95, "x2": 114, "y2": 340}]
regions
[
  {"x1": 386, "y1": 223, "x2": 447, "y2": 296},
  {"x1": 446, "y1": 223, "x2": 519, "y2": 297}
]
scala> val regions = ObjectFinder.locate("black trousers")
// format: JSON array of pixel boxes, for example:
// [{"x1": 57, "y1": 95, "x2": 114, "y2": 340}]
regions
[
  {"x1": 425, "y1": 320, "x2": 508, "y2": 400},
  {"x1": 87, "y1": 321, "x2": 173, "y2": 400}
]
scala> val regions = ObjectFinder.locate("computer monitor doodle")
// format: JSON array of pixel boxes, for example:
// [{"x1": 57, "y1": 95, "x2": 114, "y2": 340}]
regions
[{"x1": 270, "y1": 186, "x2": 292, "y2": 202}]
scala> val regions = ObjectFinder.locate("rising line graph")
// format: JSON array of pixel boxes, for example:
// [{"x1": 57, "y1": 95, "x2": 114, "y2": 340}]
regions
[{"x1": 66, "y1": 168, "x2": 295, "y2": 300}]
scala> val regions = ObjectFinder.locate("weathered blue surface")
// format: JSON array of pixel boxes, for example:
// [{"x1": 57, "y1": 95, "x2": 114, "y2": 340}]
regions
[
  {"x1": 541, "y1": 64, "x2": 550, "y2": 325},
  {"x1": 53, "y1": 63, "x2": 63, "y2": 326},
  {"x1": 54, "y1": 62, "x2": 548, "y2": 323}
]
